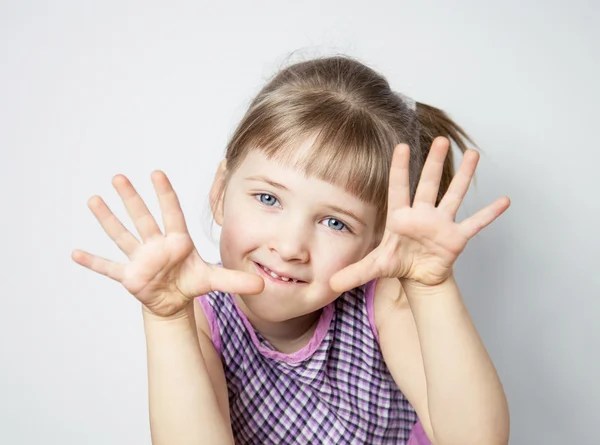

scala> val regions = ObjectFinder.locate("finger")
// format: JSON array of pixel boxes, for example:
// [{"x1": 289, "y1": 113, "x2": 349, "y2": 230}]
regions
[
  {"x1": 208, "y1": 264, "x2": 265, "y2": 295},
  {"x1": 438, "y1": 149, "x2": 479, "y2": 218},
  {"x1": 387, "y1": 144, "x2": 411, "y2": 215},
  {"x1": 413, "y1": 137, "x2": 450, "y2": 205},
  {"x1": 329, "y1": 252, "x2": 381, "y2": 294},
  {"x1": 151, "y1": 171, "x2": 189, "y2": 235},
  {"x1": 71, "y1": 249, "x2": 125, "y2": 282},
  {"x1": 459, "y1": 196, "x2": 511, "y2": 239},
  {"x1": 112, "y1": 175, "x2": 162, "y2": 242},
  {"x1": 87, "y1": 196, "x2": 140, "y2": 257}
]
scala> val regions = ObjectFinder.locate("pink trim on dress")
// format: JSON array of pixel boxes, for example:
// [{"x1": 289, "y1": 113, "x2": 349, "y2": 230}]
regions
[
  {"x1": 407, "y1": 420, "x2": 431, "y2": 445},
  {"x1": 364, "y1": 278, "x2": 380, "y2": 345},
  {"x1": 230, "y1": 294, "x2": 335, "y2": 364},
  {"x1": 196, "y1": 295, "x2": 223, "y2": 358}
]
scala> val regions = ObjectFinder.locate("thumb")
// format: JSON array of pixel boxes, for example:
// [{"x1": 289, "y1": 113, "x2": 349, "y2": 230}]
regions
[
  {"x1": 329, "y1": 252, "x2": 381, "y2": 294},
  {"x1": 208, "y1": 264, "x2": 265, "y2": 295}
]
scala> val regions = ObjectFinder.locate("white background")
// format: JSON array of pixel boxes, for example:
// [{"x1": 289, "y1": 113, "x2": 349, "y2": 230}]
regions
[{"x1": 1, "y1": 1, "x2": 598, "y2": 444}]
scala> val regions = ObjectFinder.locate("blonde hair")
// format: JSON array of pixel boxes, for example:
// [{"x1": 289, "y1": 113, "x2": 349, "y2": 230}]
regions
[{"x1": 221, "y1": 55, "x2": 475, "y2": 230}]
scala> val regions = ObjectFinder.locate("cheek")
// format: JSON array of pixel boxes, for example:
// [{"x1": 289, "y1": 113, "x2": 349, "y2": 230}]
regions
[
  {"x1": 313, "y1": 239, "x2": 369, "y2": 279},
  {"x1": 219, "y1": 210, "x2": 248, "y2": 266},
  {"x1": 219, "y1": 199, "x2": 266, "y2": 266}
]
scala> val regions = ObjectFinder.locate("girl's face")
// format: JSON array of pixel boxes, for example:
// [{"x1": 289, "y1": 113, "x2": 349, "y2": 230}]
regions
[{"x1": 212, "y1": 149, "x2": 380, "y2": 323}]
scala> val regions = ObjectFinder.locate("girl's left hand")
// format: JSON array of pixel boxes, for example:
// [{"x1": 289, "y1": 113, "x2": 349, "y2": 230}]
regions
[{"x1": 330, "y1": 136, "x2": 511, "y2": 292}]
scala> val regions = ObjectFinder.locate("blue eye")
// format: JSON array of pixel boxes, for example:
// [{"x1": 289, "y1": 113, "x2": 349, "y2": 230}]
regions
[
  {"x1": 323, "y1": 218, "x2": 346, "y2": 231},
  {"x1": 256, "y1": 193, "x2": 279, "y2": 207}
]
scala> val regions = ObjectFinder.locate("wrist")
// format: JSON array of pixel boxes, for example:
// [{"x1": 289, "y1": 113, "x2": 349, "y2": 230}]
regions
[
  {"x1": 400, "y1": 274, "x2": 468, "y2": 324},
  {"x1": 400, "y1": 274, "x2": 464, "y2": 311},
  {"x1": 142, "y1": 302, "x2": 192, "y2": 324},
  {"x1": 142, "y1": 302, "x2": 198, "y2": 344},
  {"x1": 400, "y1": 273, "x2": 457, "y2": 295}
]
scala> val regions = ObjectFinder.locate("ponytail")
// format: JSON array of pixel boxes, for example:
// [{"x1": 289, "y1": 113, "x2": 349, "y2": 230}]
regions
[{"x1": 415, "y1": 102, "x2": 477, "y2": 205}]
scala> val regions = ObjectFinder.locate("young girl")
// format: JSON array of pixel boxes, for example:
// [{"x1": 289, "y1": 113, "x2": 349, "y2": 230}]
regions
[{"x1": 72, "y1": 56, "x2": 511, "y2": 444}]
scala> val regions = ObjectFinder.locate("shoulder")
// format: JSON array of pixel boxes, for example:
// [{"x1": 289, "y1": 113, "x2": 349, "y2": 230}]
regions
[
  {"x1": 372, "y1": 278, "x2": 420, "y2": 360},
  {"x1": 372, "y1": 277, "x2": 413, "y2": 338},
  {"x1": 373, "y1": 278, "x2": 434, "y2": 441},
  {"x1": 193, "y1": 292, "x2": 234, "y2": 357},
  {"x1": 193, "y1": 296, "x2": 213, "y2": 339},
  {"x1": 372, "y1": 278, "x2": 404, "y2": 322},
  {"x1": 372, "y1": 278, "x2": 420, "y2": 359},
  {"x1": 191, "y1": 296, "x2": 232, "y2": 424}
]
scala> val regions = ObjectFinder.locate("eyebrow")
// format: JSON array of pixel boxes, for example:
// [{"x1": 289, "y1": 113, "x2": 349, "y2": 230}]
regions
[
  {"x1": 245, "y1": 175, "x2": 289, "y2": 191},
  {"x1": 245, "y1": 175, "x2": 367, "y2": 227}
]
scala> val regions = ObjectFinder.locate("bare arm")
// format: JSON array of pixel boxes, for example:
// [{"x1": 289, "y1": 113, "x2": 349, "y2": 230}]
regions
[
  {"x1": 377, "y1": 276, "x2": 509, "y2": 445},
  {"x1": 376, "y1": 276, "x2": 510, "y2": 444},
  {"x1": 403, "y1": 276, "x2": 509, "y2": 445},
  {"x1": 143, "y1": 304, "x2": 233, "y2": 445}
]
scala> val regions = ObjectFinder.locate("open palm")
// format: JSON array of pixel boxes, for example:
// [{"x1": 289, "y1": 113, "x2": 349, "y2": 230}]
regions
[
  {"x1": 72, "y1": 171, "x2": 264, "y2": 317},
  {"x1": 330, "y1": 137, "x2": 510, "y2": 292}
]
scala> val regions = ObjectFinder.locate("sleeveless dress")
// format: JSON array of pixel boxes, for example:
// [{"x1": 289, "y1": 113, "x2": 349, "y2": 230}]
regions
[{"x1": 197, "y1": 279, "x2": 430, "y2": 445}]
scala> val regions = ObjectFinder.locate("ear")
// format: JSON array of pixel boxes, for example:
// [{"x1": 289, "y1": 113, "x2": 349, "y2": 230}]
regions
[{"x1": 209, "y1": 159, "x2": 228, "y2": 226}]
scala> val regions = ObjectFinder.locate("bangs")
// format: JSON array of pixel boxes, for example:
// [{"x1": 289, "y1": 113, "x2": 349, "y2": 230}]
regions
[{"x1": 227, "y1": 89, "x2": 396, "y2": 210}]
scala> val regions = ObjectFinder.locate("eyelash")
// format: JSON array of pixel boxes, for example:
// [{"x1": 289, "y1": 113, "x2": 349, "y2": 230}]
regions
[{"x1": 253, "y1": 193, "x2": 352, "y2": 233}]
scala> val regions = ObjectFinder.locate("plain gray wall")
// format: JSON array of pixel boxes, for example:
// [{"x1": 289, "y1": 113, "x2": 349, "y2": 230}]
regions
[{"x1": 1, "y1": 1, "x2": 598, "y2": 444}]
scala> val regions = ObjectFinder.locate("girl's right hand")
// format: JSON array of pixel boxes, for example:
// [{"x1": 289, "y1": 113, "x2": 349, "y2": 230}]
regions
[{"x1": 71, "y1": 171, "x2": 264, "y2": 318}]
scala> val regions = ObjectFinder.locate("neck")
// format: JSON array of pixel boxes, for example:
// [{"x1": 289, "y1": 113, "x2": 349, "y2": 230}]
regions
[{"x1": 234, "y1": 294, "x2": 322, "y2": 354}]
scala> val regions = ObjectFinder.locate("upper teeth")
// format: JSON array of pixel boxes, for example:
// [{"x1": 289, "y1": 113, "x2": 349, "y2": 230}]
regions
[{"x1": 262, "y1": 265, "x2": 298, "y2": 283}]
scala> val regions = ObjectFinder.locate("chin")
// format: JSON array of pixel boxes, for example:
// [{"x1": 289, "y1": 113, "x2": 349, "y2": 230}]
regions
[{"x1": 241, "y1": 289, "x2": 327, "y2": 323}]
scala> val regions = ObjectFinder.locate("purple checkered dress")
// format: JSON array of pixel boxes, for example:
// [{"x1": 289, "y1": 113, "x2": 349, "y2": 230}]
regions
[{"x1": 198, "y1": 279, "x2": 430, "y2": 444}]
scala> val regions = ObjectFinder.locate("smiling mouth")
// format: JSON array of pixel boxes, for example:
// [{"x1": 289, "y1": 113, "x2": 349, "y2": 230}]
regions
[{"x1": 253, "y1": 262, "x2": 305, "y2": 284}]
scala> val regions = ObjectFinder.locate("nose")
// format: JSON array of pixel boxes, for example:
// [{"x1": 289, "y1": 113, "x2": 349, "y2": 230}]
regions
[{"x1": 269, "y1": 217, "x2": 310, "y2": 263}]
